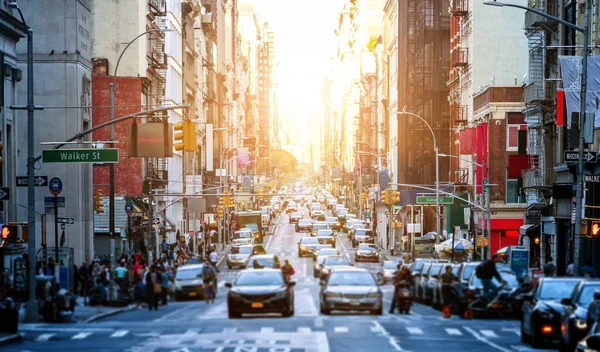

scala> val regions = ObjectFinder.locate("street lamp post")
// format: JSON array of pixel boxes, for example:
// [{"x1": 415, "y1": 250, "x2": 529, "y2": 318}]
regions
[
  {"x1": 484, "y1": 0, "x2": 589, "y2": 276},
  {"x1": 109, "y1": 28, "x2": 173, "y2": 266},
  {"x1": 397, "y1": 109, "x2": 441, "y2": 244},
  {"x1": 8, "y1": 1, "x2": 44, "y2": 323}
]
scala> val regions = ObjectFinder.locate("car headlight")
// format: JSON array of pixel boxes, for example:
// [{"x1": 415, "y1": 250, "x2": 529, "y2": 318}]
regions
[
  {"x1": 300, "y1": 246, "x2": 306, "y2": 250},
  {"x1": 273, "y1": 290, "x2": 288, "y2": 299},
  {"x1": 367, "y1": 292, "x2": 381, "y2": 299},
  {"x1": 537, "y1": 310, "x2": 556, "y2": 320},
  {"x1": 325, "y1": 292, "x2": 341, "y2": 298},
  {"x1": 575, "y1": 319, "x2": 588, "y2": 330}
]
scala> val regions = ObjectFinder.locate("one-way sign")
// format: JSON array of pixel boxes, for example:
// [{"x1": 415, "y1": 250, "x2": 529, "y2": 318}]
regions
[
  {"x1": 0, "y1": 187, "x2": 9, "y2": 201},
  {"x1": 565, "y1": 150, "x2": 597, "y2": 163},
  {"x1": 16, "y1": 176, "x2": 48, "y2": 187},
  {"x1": 57, "y1": 217, "x2": 74, "y2": 224}
]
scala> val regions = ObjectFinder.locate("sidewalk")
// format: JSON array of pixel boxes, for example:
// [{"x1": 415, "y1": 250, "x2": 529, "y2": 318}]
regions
[{"x1": 74, "y1": 299, "x2": 137, "y2": 323}]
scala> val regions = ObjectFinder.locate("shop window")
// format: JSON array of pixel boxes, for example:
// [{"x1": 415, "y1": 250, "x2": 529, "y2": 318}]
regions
[{"x1": 506, "y1": 179, "x2": 525, "y2": 203}]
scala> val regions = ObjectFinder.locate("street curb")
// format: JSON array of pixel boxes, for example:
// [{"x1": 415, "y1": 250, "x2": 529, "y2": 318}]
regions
[
  {"x1": 0, "y1": 333, "x2": 22, "y2": 346},
  {"x1": 84, "y1": 304, "x2": 137, "y2": 323}
]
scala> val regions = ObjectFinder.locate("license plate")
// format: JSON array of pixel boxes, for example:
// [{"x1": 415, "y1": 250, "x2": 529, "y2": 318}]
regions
[
  {"x1": 189, "y1": 292, "x2": 197, "y2": 297},
  {"x1": 350, "y1": 301, "x2": 361, "y2": 306},
  {"x1": 252, "y1": 302, "x2": 264, "y2": 308}
]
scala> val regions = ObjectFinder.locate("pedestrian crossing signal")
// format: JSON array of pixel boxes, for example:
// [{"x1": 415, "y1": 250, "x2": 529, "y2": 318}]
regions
[
  {"x1": 1, "y1": 224, "x2": 17, "y2": 241},
  {"x1": 592, "y1": 221, "x2": 600, "y2": 237}
]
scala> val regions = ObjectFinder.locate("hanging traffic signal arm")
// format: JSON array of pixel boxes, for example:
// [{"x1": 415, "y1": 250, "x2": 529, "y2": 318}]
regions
[{"x1": 173, "y1": 121, "x2": 186, "y2": 151}]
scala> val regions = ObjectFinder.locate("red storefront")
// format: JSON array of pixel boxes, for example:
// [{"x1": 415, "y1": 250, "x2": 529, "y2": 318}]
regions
[{"x1": 488, "y1": 218, "x2": 523, "y2": 255}]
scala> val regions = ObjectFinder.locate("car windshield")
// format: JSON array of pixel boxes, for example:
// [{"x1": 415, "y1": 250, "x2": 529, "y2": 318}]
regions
[
  {"x1": 313, "y1": 206, "x2": 322, "y2": 210},
  {"x1": 318, "y1": 249, "x2": 338, "y2": 256},
  {"x1": 328, "y1": 271, "x2": 375, "y2": 286},
  {"x1": 326, "y1": 217, "x2": 337, "y2": 222},
  {"x1": 452, "y1": 265, "x2": 459, "y2": 275},
  {"x1": 293, "y1": 212, "x2": 304, "y2": 218},
  {"x1": 462, "y1": 264, "x2": 477, "y2": 281},
  {"x1": 383, "y1": 262, "x2": 398, "y2": 269},
  {"x1": 312, "y1": 223, "x2": 329, "y2": 230},
  {"x1": 324, "y1": 257, "x2": 350, "y2": 266},
  {"x1": 536, "y1": 280, "x2": 580, "y2": 301},
  {"x1": 413, "y1": 261, "x2": 426, "y2": 272},
  {"x1": 358, "y1": 244, "x2": 377, "y2": 251},
  {"x1": 355, "y1": 229, "x2": 373, "y2": 237},
  {"x1": 576, "y1": 284, "x2": 600, "y2": 307},
  {"x1": 235, "y1": 271, "x2": 284, "y2": 286},
  {"x1": 430, "y1": 264, "x2": 443, "y2": 276},
  {"x1": 301, "y1": 238, "x2": 319, "y2": 245},
  {"x1": 317, "y1": 230, "x2": 333, "y2": 236},
  {"x1": 231, "y1": 246, "x2": 252, "y2": 255},
  {"x1": 299, "y1": 219, "x2": 311, "y2": 225},
  {"x1": 251, "y1": 257, "x2": 275, "y2": 267},
  {"x1": 244, "y1": 224, "x2": 259, "y2": 232},
  {"x1": 471, "y1": 271, "x2": 518, "y2": 288},
  {"x1": 233, "y1": 231, "x2": 252, "y2": 239},
  {"x1": 176, "y1": 267, "x2": 203, "y2": 280}
]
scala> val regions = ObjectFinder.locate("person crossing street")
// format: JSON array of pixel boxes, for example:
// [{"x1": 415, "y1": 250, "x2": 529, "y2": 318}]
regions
[
  {"x1": 201, "y1": 260, "x2": 217, "y2": 304},
  {"x1": 281, "y1": 259, "x2": 295, "y2": 283}
]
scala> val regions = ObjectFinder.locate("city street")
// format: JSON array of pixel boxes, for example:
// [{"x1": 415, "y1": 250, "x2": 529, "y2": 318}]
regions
[{"x1": 4, "y1": 210, "x2": 552, "y2": 352}]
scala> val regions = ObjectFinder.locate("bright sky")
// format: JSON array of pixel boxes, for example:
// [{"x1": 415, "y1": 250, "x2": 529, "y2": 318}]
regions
[{"x1": 250, "y1": 0, "x2": 346, "y2": 123}]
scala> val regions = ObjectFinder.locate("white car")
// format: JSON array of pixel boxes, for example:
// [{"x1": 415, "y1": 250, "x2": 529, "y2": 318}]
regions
[
  {"x1": 231, "y1": 229, "x2": 254, "y2": 247},
  {"x1": 313, "y1": 248, "x2": 341, "y2": 277},
  {"x1": 226, "y1": 245, "x2": 254, "y2": 269}
]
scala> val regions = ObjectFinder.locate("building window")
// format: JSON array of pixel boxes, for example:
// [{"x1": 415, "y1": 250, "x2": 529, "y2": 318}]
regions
[
  {"x1": 506, "y1": 112, "x2": 526, "y2": 151},
  {"x1": 506, "y1": 179, "x2": 524, "y2": 203}
]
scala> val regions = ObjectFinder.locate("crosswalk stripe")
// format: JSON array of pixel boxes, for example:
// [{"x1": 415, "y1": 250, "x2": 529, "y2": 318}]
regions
[
  {"x1": 480, "y1": 330, "x2": 498, "y2": 338},
  {"x1": 334, "y1": 326, "x2": 349, "y2": 333},
  {"x1": 223, "y1": 328, "x2": 237, "y2": 334},
  {"x1": 407, "y1": 327, "x2": 424, "y2": 335},
  {"x1": 185, "y1": 329, "x2": 200, "y2": 335},
  {"x1": 298, "y1": 327, "x2": 311, "y2": 333},
  {"x1": 445, "y1": 328, "x2": 462, "y2": 336},
  {"x1": 71, "y1": 332, "x2": 93, "y2": 340},
  {"x1": 110, "y1": 330, "x2": 129, "y2": 338},
  {"x1": 36, "y1": 334, "x2": 55, "y2": 342},
  {"x1": 260, "y1": 327, "x2": 274, "y2": 333}
]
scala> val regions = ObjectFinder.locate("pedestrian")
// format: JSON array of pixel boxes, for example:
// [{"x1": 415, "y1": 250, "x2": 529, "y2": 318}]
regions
[
  {"x1": 201, "y1": 260, "x2": 217, "y2": 304},
  {"x1": 161, "y1": 239, "x2": 169, "y2": 257},
  {"x1": 389, "y1": 263, "x2": 410, "y2": 314},
  {"x1": 587, "y1": 289, "x2": 600, "y2": 335},
  {"x1": 209, "y1": 248, "x2": 219, "y2": 271},
  {"x1": 471, "y1": 254, "x2": 507, "y2": 308},
  {"x1": 145, "y1": 264, "x2": 161, "y2": 310},
  {"x1": 542, "y1": 257, "x2": 556, "y2": 277},
  {"x1": 582, "y1": 259, "x2": 597, "y2": 278},
  {"x1": 567, "y1": 261, "x2": 574, "y2": 276},
  {"x1": 281, "y1": 259, "x2": 295, "y2": 282},
  {"x1": 78, "y1": 262, "x2": 89, "y2": 298},
  {"x1": 115, "y1": 261, "x2": 128, "y2": 293},
  {"x1": 440, "y1": 265, "x2": 458, "y2": 306},
  {"x1": 160, "y1": 267, "x2": 169, "y2": 305}
]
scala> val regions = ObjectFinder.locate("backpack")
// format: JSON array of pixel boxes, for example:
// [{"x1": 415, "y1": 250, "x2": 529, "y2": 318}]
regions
[
  {"x1": 475, "y1": 262, "x2": 487, "y2": 279},
  {"x1": 202, "y1": 265, "x2": 215, "y2": 281}
]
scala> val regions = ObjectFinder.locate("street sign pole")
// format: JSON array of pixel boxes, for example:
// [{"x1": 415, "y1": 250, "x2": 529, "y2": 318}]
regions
[{"x1": 54, "y1": 195, "x2": 58, "y2": 263}]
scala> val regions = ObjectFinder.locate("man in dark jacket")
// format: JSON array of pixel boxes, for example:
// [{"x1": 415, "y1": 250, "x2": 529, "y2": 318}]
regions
[
  {"x1": 145, "y1": 265, "x2": 162, "y2": 310},
  {"x1": 472, "y1": 254, "x2": 506, "y2": 307},
  {"x1": 389, "y1": 264, "x2": 411, "y2": 314}
]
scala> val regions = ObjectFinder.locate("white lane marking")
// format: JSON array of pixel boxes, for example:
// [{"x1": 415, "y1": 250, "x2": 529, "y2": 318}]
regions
[
  {"x1": 407, "y1": 327, "x2": 423, "y2": 335},
  {"x1": 464, "y1": 327, "x2": 511, "y2": 352},
  {"x1": 445, "y1": 328, "x2": 462, "y2": 336},
  {"x1": 260, "y1": 327, "x2": 274, "y2": 333},
  {"x1": 334, "y1": 326, "x2": 349, "y2": 333},
  {"x1": 502, "y1": 328, "x2": 520, "y2": 336},
  {"x1": 480, "y1": 330, "x2": 499, "y2": 338},
  {"x1": 265, "y1": 233, "x2": 274, "y2": 250},
  {"x1": 298, "y1": 327, "x2": 311, "y2": 333},
  {"x1": 185, "y1": 328, "x2": 200, "y2": 335},
  {"x1": 71, "y1": 332, "x2": 93, "y2": 340},
  {"x1": 314, "y1": 318, "x2": 324, "y2": 328},
  {"x1": 223, "y1": 327, "x2": 237, "y2": 334},
  {"x1": 110, "y1": 330, "x2": 129, "y2": 338},
  {"x1": 153, "y1": 305, "x2": 191, "y2": 322},
  {"x1": 373, "y1": 321, "x2": 407, "y2": 352},
  {"x1": 35, "y1": 334, "x2": 55, "y2": 342}
]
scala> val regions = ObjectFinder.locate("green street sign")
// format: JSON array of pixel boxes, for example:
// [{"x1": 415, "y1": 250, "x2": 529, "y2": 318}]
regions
[
  {"x1": 392, "y1": 205, "x2": 403, "y2": 210},
  {"x1": 416, "y1": 196, "x2": 454, "y2": 205},
  {"x1": 42, "y1": 149, "x2": 119, "y2": 163},
  {"x1": 483, "y1": 178, "x2": 489, "y2": 193}
]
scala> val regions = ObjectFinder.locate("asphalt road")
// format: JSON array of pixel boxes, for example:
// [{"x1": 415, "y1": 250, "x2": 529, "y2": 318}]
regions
[{"x1": 6, "y1": 207, "x2": 554, "y2": 352}]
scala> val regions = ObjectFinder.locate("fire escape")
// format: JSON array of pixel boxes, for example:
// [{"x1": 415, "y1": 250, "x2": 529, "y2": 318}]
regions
[
  {"x1": 449, "y1": 0, "x2": 469, "y2": 185},
  {"x1": 522, "y1": 0, "x2": 558, "y2": 203},
  {"x1": 146, "y1": 0, "x2": 169, "y2": 190}
]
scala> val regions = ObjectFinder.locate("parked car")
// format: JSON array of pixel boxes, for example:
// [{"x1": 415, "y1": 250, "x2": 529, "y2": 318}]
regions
[
  {"x1": 298, "y1": 237, "x2": 320, "y2": 257},
  {"x1": 319, "y1": 267, "x2": 383, "y2": 315},
  {"x1": 560, "y1": 280, "x2": 600, "y2": 350},
  {"x1": 426, "y1": 263, "x2": 446, "y2": 307},
  {"x1": 173, "y1": 264, "x2": 205, "y2": 301},
  {"x1": 520, "y1": 277, "x2": 581, "y2": 348},
  {"x1": 416, "y1": 263, "x2": 434, "y2": 302},
  {"x1": 354, "y1": 243, "x2": 380, "y2": 263},
  {"x1": 296, "y1": 219, "x2": 312, "y2": 232},
  {"x1": 226, "y1": 245, "x2": 255, "y2": 269},
  {"x1": 225, "y1": 269, "x2": 295, "y2": 318}
]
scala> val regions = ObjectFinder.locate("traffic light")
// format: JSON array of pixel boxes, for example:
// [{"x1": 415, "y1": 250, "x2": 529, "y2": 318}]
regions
[
  {"x1": 94, "y1": 189, "x2": 105, "y2": 214},
  {"x1": 217, "y1": 206, "x2": 224, "y2": 218},
  {"x1": 391, "y1": 191, "x2": 400, "y2": 204},
  {"x1": 592, "y1": 221, "x2": 600, "y2": 237},
  {"x1": 360, "y1": 193, "x2": 367, "y2": 205},
  {"x1": 173, "y1": 119, "x2": 196, "y2": 152},
  {"x1": 1, "y1": 224, "x2": 17, "y2": 241},
  {"x1": 219, "y1": 196, "x2": 224, "y2": 207},
  {"x1": 381, "y1": 190, "x2": 391, "y2": 204}
]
